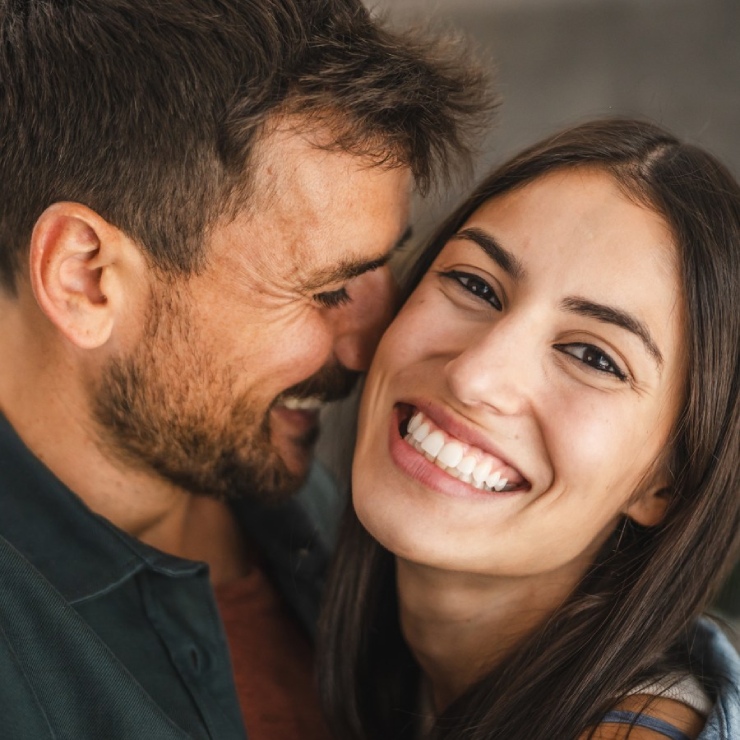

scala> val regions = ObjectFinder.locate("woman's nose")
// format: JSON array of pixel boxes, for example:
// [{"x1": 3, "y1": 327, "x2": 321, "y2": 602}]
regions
[
  {"x1": 444, "y1": 315, "x2": 537, "y2": 416},
  {"x1": 333, "y1": 266, "x2": 399, "y2": 372}
]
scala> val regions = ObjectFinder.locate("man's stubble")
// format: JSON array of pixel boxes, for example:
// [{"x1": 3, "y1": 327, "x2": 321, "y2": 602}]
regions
[{"x1": 92, "y1": 283, "x2": 357, "y2": 502}]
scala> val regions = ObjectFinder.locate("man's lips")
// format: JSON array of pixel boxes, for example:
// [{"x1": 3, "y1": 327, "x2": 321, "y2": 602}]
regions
[
  {"x1": 270, "y1": 404, "x2": 321, "y2": 438},
  {"x1": 279, "y1": 397, "x2": 326, "y2": 411},
  {"x1": 269, "y1": 364, "x2": 358, "y2": 442}
]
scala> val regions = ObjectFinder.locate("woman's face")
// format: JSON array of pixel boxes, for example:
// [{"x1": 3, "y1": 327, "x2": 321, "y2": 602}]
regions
[{"x1": 353, "y1": 168, "x2": 686, "y2": 581}]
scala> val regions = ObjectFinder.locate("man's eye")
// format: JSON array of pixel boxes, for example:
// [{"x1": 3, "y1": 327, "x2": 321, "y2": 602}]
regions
[
  {"x1": 440, "y1": 270, "x2": 502, "y2": 310},
  {"x1": 315, "y1": 287, "x2": 352, "y2": 308},
  {"x1": 554, "y1": 343, "x2": 628, "y2": 381}
]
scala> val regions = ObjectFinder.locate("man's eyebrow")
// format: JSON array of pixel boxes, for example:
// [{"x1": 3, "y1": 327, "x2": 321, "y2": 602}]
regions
[
  {"x1": 452, "y1": 227, "x2": 526, "y2": 280},
  {"x1": 301, "y1": 226, "x2": 413, "y2": 292},
  {"x1": 562, "y1": 297, "x2": 664, "y2": 368}
]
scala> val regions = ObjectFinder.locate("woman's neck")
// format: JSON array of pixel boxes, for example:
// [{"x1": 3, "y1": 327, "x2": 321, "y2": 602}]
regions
[{"x1": 396, "y1": 558, "x2": 582, "y2": 712}]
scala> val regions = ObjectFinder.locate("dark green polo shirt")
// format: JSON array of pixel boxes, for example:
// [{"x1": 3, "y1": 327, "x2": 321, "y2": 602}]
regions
[{"x1": 0, "y1": 414, "x2": 334, "y2": 739}]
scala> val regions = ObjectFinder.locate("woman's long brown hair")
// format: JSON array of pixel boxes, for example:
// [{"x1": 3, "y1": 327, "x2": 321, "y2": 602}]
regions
[{"x1": 318, "y1": 119, "x2": 740, "y2": 740}]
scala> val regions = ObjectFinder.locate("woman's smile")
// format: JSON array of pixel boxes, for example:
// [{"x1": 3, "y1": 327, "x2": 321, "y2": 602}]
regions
[{"x1": 391, "y1": 402, "x2": 531, "y2": 498}]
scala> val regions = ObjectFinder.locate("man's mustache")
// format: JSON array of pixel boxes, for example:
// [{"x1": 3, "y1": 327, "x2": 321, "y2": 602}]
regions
[{"x1": 274, "y1": 364, "x2": 361, "y2": 407}]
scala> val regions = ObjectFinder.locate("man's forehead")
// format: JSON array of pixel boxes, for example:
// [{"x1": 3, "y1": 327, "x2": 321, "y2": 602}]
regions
[{"x1": 249, "y1": 117, "x2": 411, "y2": 217}]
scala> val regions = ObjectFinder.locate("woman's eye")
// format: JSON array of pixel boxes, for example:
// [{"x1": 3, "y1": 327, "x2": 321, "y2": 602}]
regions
[
  {"x1": 315, "y1": 287, "x2": 352, "y2": 309},
  {"x1": 554, "y1": 343, "x2": 628, "y2": 381},
  {"x1": 440, "y1": 270, "x2": 502, "y2": 310}
]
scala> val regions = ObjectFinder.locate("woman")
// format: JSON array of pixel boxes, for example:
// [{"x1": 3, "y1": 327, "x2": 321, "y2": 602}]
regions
[{"x1": 318, "y1": 119, "x2": 740, "y2": 739}]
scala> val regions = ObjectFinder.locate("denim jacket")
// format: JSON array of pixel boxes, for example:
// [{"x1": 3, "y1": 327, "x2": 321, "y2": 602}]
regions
[{"x1": 695, "y1": 617, "x2": 740, "y2": 740}]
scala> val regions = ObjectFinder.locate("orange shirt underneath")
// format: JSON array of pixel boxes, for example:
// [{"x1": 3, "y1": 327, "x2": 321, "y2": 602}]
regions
[{"x1": 214, "y1": 566, "x2": 329, "y2": 740}]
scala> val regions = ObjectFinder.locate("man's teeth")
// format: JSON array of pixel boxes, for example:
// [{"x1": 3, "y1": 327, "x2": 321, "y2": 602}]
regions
[
  {"x1": 404, "y1": 410, "x2": 516, "y2": 493},
  {"x1": 279, "y1": 396, "x2": 324, "y2": 411}
]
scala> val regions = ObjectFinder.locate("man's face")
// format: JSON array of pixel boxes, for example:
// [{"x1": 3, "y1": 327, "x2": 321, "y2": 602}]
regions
[{"x1": 94, "y1": 125, "x2": 411, "y2": 500}]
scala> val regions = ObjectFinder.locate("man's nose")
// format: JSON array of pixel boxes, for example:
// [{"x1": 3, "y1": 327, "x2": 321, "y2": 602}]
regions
[
  {"x1": 333, "y1": 266, "x2": 398, "y2": 372},
  {"x1": 444, "y1": 314, "x2": 537, "y2": 417}
]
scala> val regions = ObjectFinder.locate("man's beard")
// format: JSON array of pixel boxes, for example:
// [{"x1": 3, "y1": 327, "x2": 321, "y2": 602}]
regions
[{"x1": 91, "y1": 287, "x2": 358, "y2": 502}]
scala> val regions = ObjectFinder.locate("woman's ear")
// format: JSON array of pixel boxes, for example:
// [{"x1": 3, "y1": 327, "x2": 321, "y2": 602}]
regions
[
  {"x1": 29, "y1": 202, "x2": 147, "y2": 349},
  {"x1": 622, "y1": 462, "x2": 672, "y2": 527},
  {"x1": 623, "y1": 486, "x2": 670, "y2": 527}
]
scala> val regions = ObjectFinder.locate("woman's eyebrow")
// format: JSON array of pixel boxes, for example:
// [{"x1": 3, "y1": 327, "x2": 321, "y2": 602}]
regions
[
  {"x1": 562, "y1": 297, "x2": 664, "y2": 368},
  {"x1": 452, "y1": 227, "x2": 526, "y2": 280}
]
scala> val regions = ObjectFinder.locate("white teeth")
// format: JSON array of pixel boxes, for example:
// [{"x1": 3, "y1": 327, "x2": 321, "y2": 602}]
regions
[
  {"x1": 280, "y1": 396, "x2": 324, "y2": 410},
  {"x1": 485, "y1": 472, "x2": 510, "y2": 493},
  {"x1": 437, "y1": 441, "x2": 464, "y2": 468},
  {"x1": 457, "y1": 455, "x2": 477, "y2": 476},
  {"x1": 472, "y1": 458, "x2": 493, "y2": 484},
  {"x1": 402, "y1": 409, "x2": 520, "y2": 493},
  {"x1": 486, "y1": 471, "x2": 501, "y2": 490},
  {"x1": 411, "y1": 421, "x2": 431, "y2": 444},
  {"x1": 420, "y1": 430, "x2": 445, "y2": 458},
  {"x1": 407, "y1": 412, "x2": 423, "y2": 434}
]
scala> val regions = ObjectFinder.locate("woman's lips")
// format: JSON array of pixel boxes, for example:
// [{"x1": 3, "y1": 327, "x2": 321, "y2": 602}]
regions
[{"x1": 388, "y1": 404, "x2": 530, "y2": 499}]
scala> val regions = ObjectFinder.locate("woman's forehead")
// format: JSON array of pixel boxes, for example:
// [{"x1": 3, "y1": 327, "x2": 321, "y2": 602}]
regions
[{"x1": 459, "y1": 169, "x2": 678, "y2": 272}]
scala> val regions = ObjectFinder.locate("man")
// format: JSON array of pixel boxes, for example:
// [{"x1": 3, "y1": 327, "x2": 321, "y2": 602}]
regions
[{"x1": 0, "y1": 0, "x2": 491, "y2": 737}]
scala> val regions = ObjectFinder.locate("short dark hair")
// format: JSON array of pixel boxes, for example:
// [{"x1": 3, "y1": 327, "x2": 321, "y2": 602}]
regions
[{"x1": 0, "y1": 0, "x2": 493, "y2": 291}]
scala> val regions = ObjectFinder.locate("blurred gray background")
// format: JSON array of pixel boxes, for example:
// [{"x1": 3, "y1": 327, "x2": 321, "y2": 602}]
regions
[
  {"x1": 371, "y1": 0, "x2": 740, "y2": 227},
  {"x1": 318, "y1": 0, "x2": 739, "y2": 618}
]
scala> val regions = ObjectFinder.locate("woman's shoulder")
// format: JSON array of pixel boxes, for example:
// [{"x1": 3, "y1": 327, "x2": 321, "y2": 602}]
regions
[
  {"x1": 584, "y1": 693, "x2": 705, "y2": 739},
  {"x1": 583, "y1": 617, "x2": 740, "y2": 740}
]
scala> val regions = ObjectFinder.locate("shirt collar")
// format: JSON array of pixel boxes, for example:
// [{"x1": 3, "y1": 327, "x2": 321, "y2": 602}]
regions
[{"x1": 0, "y1": 413, "x2": 204, "y2": 605}]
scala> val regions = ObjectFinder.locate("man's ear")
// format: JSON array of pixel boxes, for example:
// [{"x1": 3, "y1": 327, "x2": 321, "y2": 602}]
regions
[
  {"x1": 623, "y1": 465, "x2": 672, "y2": 528},
  {"x1": 29, "y1": 202, "x2": 146, "y2": 349}
]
